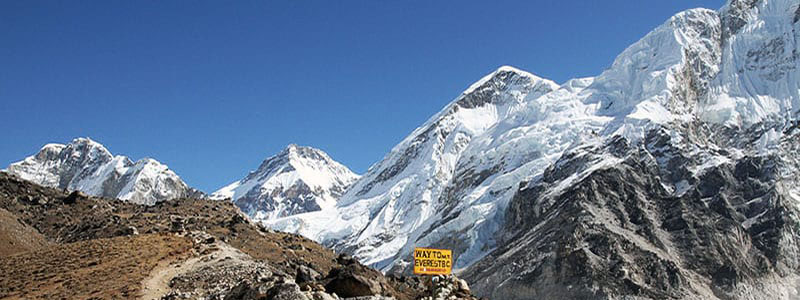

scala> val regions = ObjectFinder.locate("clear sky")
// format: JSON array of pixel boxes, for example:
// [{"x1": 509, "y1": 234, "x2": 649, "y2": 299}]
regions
[{"x1": 1, "y1": 0, "x2": 725, "y2": 193}]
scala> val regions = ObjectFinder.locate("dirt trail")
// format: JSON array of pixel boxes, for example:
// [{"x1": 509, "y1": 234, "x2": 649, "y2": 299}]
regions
[
  {"x1": 140, "y1": 233, "x2": 252, "y2": 300},
  {"x1": 141, "y1": 254, "x2": 204, "y2": 300}
]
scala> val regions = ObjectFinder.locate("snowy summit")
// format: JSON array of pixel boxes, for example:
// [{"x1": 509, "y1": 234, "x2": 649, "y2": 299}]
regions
[
  {"x1": 211, "y1": 144, "x2": 360, "y2": 221},
  {"x1": 4, "y1": 137, "x2": 199, "y2": 204}
]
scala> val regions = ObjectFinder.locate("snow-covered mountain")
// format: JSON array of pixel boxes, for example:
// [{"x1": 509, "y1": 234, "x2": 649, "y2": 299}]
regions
[
  {"x1": 266, "y1": 66, "x2": 560, "y2": 265},
  {"x1": 211, "y1": 144, "x2": 359, "y2": 221},
  {"x1": 4, "y1": 137, "x2": 201, "y2": 205},
  {"x1": 267, "y1": 0, "x2": 800, "y2": 298},
  {"x1": 5, "y1": 0, "x2": 798, "y2": 297}
]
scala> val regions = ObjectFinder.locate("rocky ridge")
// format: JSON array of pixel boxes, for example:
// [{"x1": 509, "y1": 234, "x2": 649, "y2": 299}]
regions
[
  {"x1": 4, "y1": 137, "x2": 201, "y2": 205},
  {"x1": 212, "y1": 144, "x2": 359, "y2": 222}
]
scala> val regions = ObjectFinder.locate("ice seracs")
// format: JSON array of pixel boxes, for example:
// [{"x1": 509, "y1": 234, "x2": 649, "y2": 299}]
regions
[
  {"x1": 5, "y1": 137, "x2": 199, "y2": 204},
  {"x1": 701, "y1": 0, "x2": 800, "y2": 126},
  {"x1": 211, "y1": 144, "x2": 359, "y2": 222}
]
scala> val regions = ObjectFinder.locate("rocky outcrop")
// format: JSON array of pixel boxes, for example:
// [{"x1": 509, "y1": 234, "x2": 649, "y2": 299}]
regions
[
  {"x1": 418, "y1": 275, "x2": 477, "y2": 300},
  {"x1": 324, "y1": 255, "x2": 392, "y2": 298}
]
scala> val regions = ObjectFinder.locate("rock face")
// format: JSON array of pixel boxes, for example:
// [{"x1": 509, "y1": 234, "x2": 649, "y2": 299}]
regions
[
  {"x1": 211, "y1": 144, "x2": 359, "y2": 222},
  {"x1": 4, "y1": 137, "x2": 201, "y2": 205},
  {"x1": 464, "y1": 129, "x2": 800, "y2": 299},
  {"x1": 267, "y1": 0, "x2": 800, "y2": 299}
]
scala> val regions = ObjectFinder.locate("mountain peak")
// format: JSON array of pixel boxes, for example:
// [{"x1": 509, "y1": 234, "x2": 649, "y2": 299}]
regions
[
  {"x1": 6, "y1": 137, "x2": 195, "y2": 205},
  {"x1": 70, "y1": 136, "x2": 101, "y2": 145},
  {"x1": 47, "y1": 137, "x2": 115, "y2": 164},
  {"x1": 460, "y1": 66, "x2": 557, "y2": 100},
  {"x1": 286, "y1": 144, "x2": 333, "y2": 163},
  {"x1": 68, "y1": 136, "x2": 110, "y2": 150},
  {"x1": 212, "y1": 145, "x2": 359, "y2": 221},
  {"x1": 41, "y1": 143, "x2": 66, "y2": 151},
  {"x1": 284, "y1": 143, "x2": 300, "y2": 151},
  {"x1": 494, "y1": 65, "x2": 543, "y2": 80}
]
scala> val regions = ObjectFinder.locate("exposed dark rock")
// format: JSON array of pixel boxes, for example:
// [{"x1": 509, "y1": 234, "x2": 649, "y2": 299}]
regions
[
  {"x1": 266, "y1": 282, "x2": 309, "y2": 300},
  {"x1": 795, "y1": 3, "x2": 800, "y2": 23},
  {"x1": 225, "y1": 281, "x2": 271, "y2": 300},
  {"x1": 722, "y1": 0, "x2": 759, "y2": 42},
  {"x1": 124, "y1": 226, "x2": 138, "y2": 236},
  {"x1": 464, "y1": 126, "x2": 800, "y2": 299},
  {"x1": 170, "y1": 215, "x2": 186, "y2": 232},
  {"x1": 62, "y1": 190, "x2": 86, "y2": 204},
  {"x1": 296, "y1": 265, "x2": 321, "y2": 284},
  {"x1": 455, "y1": 68, "x2": 537, "y2": 109},
  {"x1": 324, "y1": 257, "x2": 388, "y2": 298},
  {"x1": 418, "y1": 275, "x2": 480, "y2": 300}
]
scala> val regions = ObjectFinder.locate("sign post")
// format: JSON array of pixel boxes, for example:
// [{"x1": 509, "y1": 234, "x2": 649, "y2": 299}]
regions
[
  {"x1": 413, "y1": 247, "x2": 452, "y2": 275},
  {"x1": 413, "y1": 247, "x2": 452, "y2": 297}
]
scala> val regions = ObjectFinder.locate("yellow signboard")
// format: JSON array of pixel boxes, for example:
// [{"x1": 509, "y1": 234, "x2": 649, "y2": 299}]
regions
[{"x1": 413, "y1": 248, "x2": 452, "y2": 275}]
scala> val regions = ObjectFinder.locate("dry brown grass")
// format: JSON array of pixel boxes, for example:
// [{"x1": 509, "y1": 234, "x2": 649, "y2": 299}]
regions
[
  {"x1": 0, "y1": 233, "x2": 191, "y2": 300},
  {"x1": 0, "y1": 207, "x2": 51, "y2": 257}
]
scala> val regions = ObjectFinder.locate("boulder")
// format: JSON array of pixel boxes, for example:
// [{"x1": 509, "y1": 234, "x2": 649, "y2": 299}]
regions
[
  {"x1": 125, "y1": 226, "x2": 139, "y2": 236},
  {"x1": 62, "y1": 191, "x2": 86, "y2": 204},
  {"x1": 296, "y1": 265, "x2": 321, "y2": 284},
  {"x1": 324, "y1": 273, "x2": 383, "y2": 298},
  {"x1": 267, "y1": 282, "x2": 310, "y2": 300},
  {"x1": 323, "y1": 254, "x2": 391, "y2": 298},
  {"x1": 455, "y1": 278, "x2": 470, "y2": 295},
  {"x1": 309, "y1": 291, "x2": 338, "y2": 300},
  {"x1": 169, "y1": 215, "x2": 186, "y2": 232}
]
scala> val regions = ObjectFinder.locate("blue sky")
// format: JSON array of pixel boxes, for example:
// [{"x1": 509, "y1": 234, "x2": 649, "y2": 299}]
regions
[{"x1": 1, "y1": 0, "x2": 724, "y2": 192}]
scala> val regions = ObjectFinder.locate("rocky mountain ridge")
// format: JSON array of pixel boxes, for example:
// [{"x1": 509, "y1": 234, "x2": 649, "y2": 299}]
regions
[
  {"x1": 4, "y1": 137, "x2": 201, "y2": 205},
  {"x1": 266, "y1": 66, "x2": 561, "y2": 270},
  {"x1": 211, "y1": 144, "x2": 360, "y2": 222}
]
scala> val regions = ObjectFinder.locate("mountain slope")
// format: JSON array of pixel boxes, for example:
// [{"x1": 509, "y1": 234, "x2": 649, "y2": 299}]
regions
[
  {"x1": 458, "y1": 0, "x2": 800, "y2": 298},
  {"x1": 211, "y1": 144, "x2": 359, "y2": 221},
  {"x1": 267, "y1": 0, "x2": 800, "y2": 298},
  {"x1": 464, "y1": 128, "x2": 800, "y2": 299},
  {"x1": 4, "y1": 137, "x2": 200, "y2": 205},
  {"x1": 0, "y1": 172, "x2": 458, "y2": 300},
  {"x1": 267, "y1": 66, "x2": 560, "y2": 269}
]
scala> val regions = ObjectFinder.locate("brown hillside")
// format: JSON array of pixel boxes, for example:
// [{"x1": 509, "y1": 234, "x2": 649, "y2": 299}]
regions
[
  {"x1": 0, "y1": 207, "x2": 50, "y2": 257},
  {"x1": 0, "y1": 173, "x2": 453, "y2": 300},
  {"x1": 0, "y1": 233, "x2": 191, "y2": 299}
]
